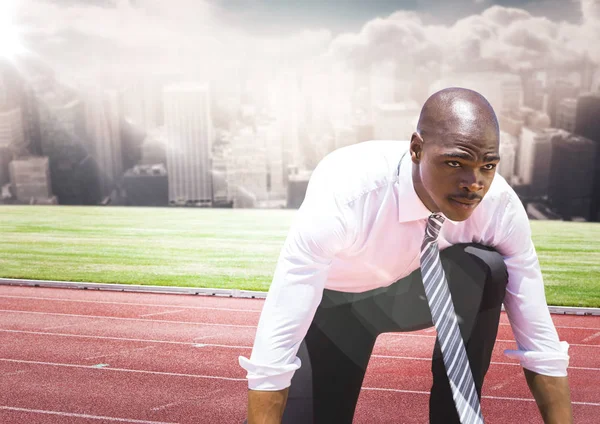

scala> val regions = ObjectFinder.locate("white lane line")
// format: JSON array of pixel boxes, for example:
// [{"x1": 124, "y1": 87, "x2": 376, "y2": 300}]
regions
[
  {"x1": 371, "y1": 355, "x2": 600, "y2": 371},
  {"x1": 2, "y1": 359, "x2": 598, "y2": 407},
  {"x1": 481, "y1": 396, "x2": 600, "y2": 407},
  {"x1": 0, "y1": 329, "x2": 597, "y2": 370},
  {"x1": 84, "y1": 346, "x2": 156, "y2": 361},
  {"x1": 0, "y1": 309, "x2": 256, "y2": 328},
  {"x1": 139, "y1": 310, "x2": 185, "y2": 318},
  {"x1": 500, "y1": 323, "x2": 600, "y2": 331},
  {"x1": 0, "y1": 294, "x2": 262, "y2": 313},
  {"x1": 582, "y1": 331, "x2": 600, "y2": 343},
  {"x1": 0, "y1": 406, "x2": 178, "y2": 423},
  {"x1": 0, "y1": 329, "x2": 248, "y2": 348},
  {"x1": 381, "y1": 333, "x2": 600, "y2": 348},
  {"x1": 0, "y1": 358, "x2": 246, "y2": 381},
  {"x1": 41, "y1": 323, "x2": 80, "y2": 331},
  {"x1": 360, "y1": 389, "x2": 600, "y2": 406}
]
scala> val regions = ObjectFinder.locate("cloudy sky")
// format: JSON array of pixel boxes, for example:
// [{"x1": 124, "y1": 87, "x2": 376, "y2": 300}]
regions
[{"x1": 6, "y1": 0, "x2": 600, "y2": 79}]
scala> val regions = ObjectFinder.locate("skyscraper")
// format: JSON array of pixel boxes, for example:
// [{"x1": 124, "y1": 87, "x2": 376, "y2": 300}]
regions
[
  {"x1": 0, "y1": 107, "x2": 25, "y2": 154},
  {"x1": 574, "y1": 93, "x2": 600, "y2": 221},
  {"x1": 498, "y1": 131, "x2": 517, "y2": 183},
  {"x1": 83, "y1": 88, "x2": 123, "y2": 196},
  {"x1": 548, "y1": 131, "x2": 596, "y2": 220},
  {"x1": 518, "y1": 127, "x2": 556, "y2": 196},
  {"x1": 0, "y1": 108, "x2": 25, "y2": 188},
  {"x1": 556, "y1": 98, "x2": 577, "y2": 133},
  {"x1": 38, "y1": 97, "x2": 101, "y2": 205},
  {"x1": 163, "y1": 83, "x2": 213, "y2": 206}
]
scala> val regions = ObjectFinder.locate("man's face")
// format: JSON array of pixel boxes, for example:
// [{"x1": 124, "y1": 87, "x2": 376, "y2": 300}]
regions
[{"x1": 412, "y1": 130, "x2": 500, "y2": 222}]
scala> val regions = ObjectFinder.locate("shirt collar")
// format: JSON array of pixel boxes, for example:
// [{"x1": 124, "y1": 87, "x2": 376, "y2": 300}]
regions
[{"x1": 396, "y1": 150, "x2": 459, "y2": 226}]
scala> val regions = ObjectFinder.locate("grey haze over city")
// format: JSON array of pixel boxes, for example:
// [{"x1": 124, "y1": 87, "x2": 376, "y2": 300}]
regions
[{"x1": 1, "y1": 0, "x2": 600, "y2": 221}]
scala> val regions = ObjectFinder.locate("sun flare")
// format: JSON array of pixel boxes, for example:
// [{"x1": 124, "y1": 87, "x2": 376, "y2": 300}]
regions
[{"x1": 0, "y1": 1, "x2": 27, "y2": 60}]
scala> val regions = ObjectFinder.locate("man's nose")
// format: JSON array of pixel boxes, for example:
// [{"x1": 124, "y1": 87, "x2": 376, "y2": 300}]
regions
[{"x1": 459, "y1": 170, "x2": 484, "y2": 192}]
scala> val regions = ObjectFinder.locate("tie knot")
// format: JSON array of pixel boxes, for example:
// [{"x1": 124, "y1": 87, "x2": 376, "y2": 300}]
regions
[{"x1": 426, "y1": 213, "x2": 445, "y2": 239}]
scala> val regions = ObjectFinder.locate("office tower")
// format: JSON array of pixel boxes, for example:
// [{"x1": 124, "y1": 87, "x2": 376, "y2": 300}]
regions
[
  {"x1": 547, "y1": 79, "x2": 579, "y2": 127},
  {"x1": 38, "y1": 97, "x2": 101, "y2": 204},
  {"x1": 520, "y1": 70, "x2": 545, "y2": 111},
  {"x1": 0, "y1": 107, "x2": 25, "y2": 188},
  {"x1": 498, "y1": 113, "x2": 524, "y2": 138},
  {"x1": 121, "y1": 78, "x2": 163, "y2": 131},
  {"x1": 556, "y1": 98, "x2": 577, "y2": 133},
  {"x1": 498, "y1": 131, "x2": 517, "y2": 183},
  {"x1": 83, "y1": 88, "x2": 123, "y2": 196},
  {"x1": 373, "y1": 102, "x2": 420, "y2": 140},
  {"x1": 518, "y1": 127, "x2": 557, "y2": 196},
  {"x1": 226, "y1": 120, "x2": 285, "y2": 208},
  {"x1": 9, "y1": 156, "x2": 55, "y2": 203},
  {"x1": 574, "y1": 93, "x2": 600, "y2": 221},
  {"x1": 270, "y1": 71, "x2": 303, "y2": 173},
  {"x1": 256, "y1": 120, "x2": 285, "y2": 202},
  {"x1": 163, "y1": 83, "x2": 213, "y2": 206},
  {"x1": 548, "y1": 132, "x2": 596, "y2": 220},
  {"x1": 211, "y1": 142, "x2": 230, "y2": 206},
  {"x1": 0, "y1": 107, "x2": 26, "y2": 155}
]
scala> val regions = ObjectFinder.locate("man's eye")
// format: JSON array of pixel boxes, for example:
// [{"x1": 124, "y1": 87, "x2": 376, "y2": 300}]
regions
[
  {"x1": 482, "y1": 164, "x2": 497, "y2": 170},
  {"x1": 447, "y1": 161, "x2": 461, "y2": 168}
]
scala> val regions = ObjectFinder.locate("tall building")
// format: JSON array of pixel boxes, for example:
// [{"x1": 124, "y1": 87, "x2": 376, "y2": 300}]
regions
[
  {"x1": 574, "y1": 93, "x2": 600, "y2": 221},
  {"x1": 83, "y1": 88, "x2": 123, "y2": 196},
  {"x1": 546, "y1": 79, "x2": 579, "y2": 127},
  {"x1": 556, "y1": 98, "x2": 577, "y2": 133},
  {"x1": 548, "y1": 131, "x2": 596, "y2": 220},
  {"x1": 163, "y1": 83, "x2": 213, "y2": 206},
  {"x1": 121, "y1": 77, "x2": 163, "y2": 131},
  {"x1": 256, "y1": 120, "x2": 285, "y2": 202},
  {"x1": 226, "y1": 121, "x2": 286, "y2": 208},
  {"x1": 0, "y1": 108, "x2": 25, "y2": 188},
  {"x1": 521, "y1": 70, "x2": 545, "y2": 111},
  {"x1": 0, "y1": 107, "x2": 26, "y2": 155},
  {"x1": 498, "y1": 131, "x2": 517, "y2": 183},
  {"x1": 9, "y1": 156, "x2": 55, "y2": 203},
  {"x1": 38, "y1": 97, "x2": 101, "y2": 205},
  {"x1": 373, "y1": 102, "x2": 419, "y2": 140},
  {"x1": 518, "y1": 127, "x2": 557, "y2": 196}
]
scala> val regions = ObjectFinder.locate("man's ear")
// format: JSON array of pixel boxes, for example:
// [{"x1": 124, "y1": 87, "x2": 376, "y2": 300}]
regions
[{"x1": 410, "y1": 132, "x2": 423, "y2": 163}]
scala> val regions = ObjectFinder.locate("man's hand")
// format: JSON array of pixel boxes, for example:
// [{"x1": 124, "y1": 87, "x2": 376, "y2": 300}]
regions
[
  {"x1": 247, "y1": 388, "x2": 289, "y2": 424},
  {"x1": 524, "y1": 368, "x2": 573, "y2": 424}
]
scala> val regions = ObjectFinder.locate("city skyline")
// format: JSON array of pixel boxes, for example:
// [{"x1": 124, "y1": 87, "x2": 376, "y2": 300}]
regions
[{"x1": 0, "y1": 0, "x2": 599, "y2": 221}]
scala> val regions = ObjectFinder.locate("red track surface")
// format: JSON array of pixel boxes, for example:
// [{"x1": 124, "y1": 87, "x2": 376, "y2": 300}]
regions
[{"x1": 0, "y1": 285, "x2": 598, "y2": 423}]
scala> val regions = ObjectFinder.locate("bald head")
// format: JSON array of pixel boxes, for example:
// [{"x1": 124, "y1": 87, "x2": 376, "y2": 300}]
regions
[
  {"x1": 409, "y1": 87, "x2": 502, "y2": 222},
  {"x1": 416, "y1": 87, "x2": 499, "y2": 142}
]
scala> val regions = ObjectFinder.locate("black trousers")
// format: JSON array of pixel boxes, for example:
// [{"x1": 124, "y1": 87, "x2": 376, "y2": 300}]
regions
[{"x1": 249, "y1": 243, "x2": 509, "y2": 424}]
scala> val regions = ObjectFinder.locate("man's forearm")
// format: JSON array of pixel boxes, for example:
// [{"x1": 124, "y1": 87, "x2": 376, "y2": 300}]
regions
[
  {"x1": 247, "y1": 388, "x2": 289, "y2": 424},
  {"x1": 524, "y1": 368, "x2": 572, "y2": 424}
]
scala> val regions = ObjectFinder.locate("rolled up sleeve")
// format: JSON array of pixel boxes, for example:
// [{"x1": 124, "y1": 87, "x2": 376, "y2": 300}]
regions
[
  {"x1": 238, "y1": 161, "x2": 352, "y2": 390},
  {"x1": 494, "y1": 191, "x2": 569, "y2": 376}
]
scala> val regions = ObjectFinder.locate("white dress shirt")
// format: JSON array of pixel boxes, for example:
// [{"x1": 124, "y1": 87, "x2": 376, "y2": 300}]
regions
[{"x1": 239, "y1": 140, "x2": 569, "y2": 391}]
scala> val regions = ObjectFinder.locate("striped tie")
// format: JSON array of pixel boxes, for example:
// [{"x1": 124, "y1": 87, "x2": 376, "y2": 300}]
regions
[{"x1": 421, "y1": 213, "x2": 484, "y2": 424}]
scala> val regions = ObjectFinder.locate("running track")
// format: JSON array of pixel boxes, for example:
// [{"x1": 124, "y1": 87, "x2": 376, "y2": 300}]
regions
[{"x1": 0, "y1": 285, "x2": 598, "y2": 423}]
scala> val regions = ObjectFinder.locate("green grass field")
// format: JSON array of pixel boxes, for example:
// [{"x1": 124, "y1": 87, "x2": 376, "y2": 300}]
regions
[{"x1": 1, "y1": 205, "x2": 599, "y2": 307}]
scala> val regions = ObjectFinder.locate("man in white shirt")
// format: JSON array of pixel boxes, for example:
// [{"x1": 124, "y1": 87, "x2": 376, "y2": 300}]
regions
[{"x1": 240, "y1": 87, "x2": 572, "y2": 423}]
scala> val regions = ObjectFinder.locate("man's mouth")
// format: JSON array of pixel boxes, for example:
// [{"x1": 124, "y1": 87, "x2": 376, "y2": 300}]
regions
[{"x1": 449, "y1": 197, "x2": 480, "y2": 209}]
